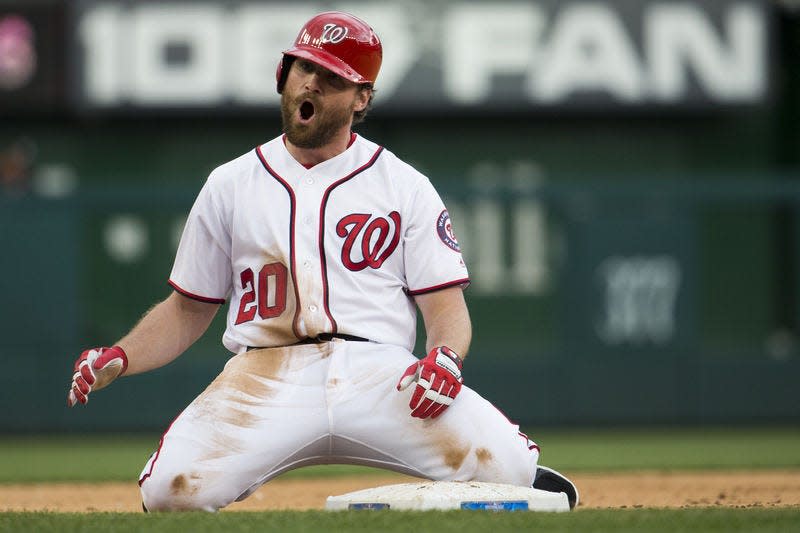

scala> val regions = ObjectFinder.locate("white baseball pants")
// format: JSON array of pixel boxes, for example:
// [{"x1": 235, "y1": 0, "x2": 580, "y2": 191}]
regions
[{"x1": 139, "y1": 340, "x2": 539, "y2": 511}]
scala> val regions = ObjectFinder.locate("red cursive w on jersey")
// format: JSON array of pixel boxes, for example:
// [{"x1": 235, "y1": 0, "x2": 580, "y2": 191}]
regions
[{"x1": 336, "y1": 211, "x2": 401, "y2": 271}]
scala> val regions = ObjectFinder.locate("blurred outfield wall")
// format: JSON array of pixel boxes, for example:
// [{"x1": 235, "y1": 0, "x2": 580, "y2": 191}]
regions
[
  {"x1": 1, "y1": 0, "x2": 799, "y2": 431},
  {"x1": 2, "y1": 177, "x2": 799, "y2": 431}
]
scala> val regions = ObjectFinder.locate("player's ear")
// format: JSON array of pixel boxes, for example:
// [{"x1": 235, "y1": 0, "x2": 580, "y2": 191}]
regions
[{"x1": 354, "y1": 86, "x2": 371, "y2": 113}]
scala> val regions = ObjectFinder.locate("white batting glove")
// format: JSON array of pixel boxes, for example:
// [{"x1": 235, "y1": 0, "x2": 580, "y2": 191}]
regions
[
  {"x1": 397, "y1": 346, "x2": 463, "y2": 419},
  {"x1": 67, "y1": 346, "x2": 128, "y2": 407}
]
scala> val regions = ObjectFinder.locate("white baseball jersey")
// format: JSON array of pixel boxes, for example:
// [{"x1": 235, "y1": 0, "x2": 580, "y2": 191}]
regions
[
  {"x1": 139, "y1": 135, "x2": 540, "y2": 512},
  {"x1": 169, "y1": 133, "x2": 469, "y2": 353}
]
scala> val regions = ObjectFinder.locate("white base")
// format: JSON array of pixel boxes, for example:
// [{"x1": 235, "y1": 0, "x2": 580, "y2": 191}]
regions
[{"x1": 325, "y1": 481, "x2": 570, "y2": 512}]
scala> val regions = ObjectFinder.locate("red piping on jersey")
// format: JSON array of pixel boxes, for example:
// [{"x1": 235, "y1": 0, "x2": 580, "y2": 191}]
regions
[
  {"x1": 168, "y1": 280, "x2": 226, "y2": 304},
  {"x1": 318, "y1": 145, "x2": 385, "y2": 332},
  {"x1": 255, "y1": 145, "x2": 303, "y2": 340},
  {"x1": 406, "y1": 277, "x2": 471, "y2": 296}
]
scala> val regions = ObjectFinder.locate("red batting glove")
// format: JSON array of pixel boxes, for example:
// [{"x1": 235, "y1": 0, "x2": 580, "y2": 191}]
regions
[
  {"x1": 67, "y1": 346, "x2": 128, "y2": 407},
  {"x1": 396, "y1": 346, "x2": 463, "y2": 419}
]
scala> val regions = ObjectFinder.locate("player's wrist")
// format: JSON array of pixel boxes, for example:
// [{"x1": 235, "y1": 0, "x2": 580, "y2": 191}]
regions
[
  {"x1": 433, "y1": 345, "x2": 463, "y2": 370},
  {"x1": 107, "y1": 345, "x2": 129, "y2": 376}
]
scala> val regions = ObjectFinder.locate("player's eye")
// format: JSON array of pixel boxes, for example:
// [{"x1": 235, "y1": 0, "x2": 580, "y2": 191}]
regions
[
  {"x1": 325, "y1": 72, "x2": 347, "y2": 90},
  {"x1": 298, "y1": 60, "x2": 315, "y2": 73}
]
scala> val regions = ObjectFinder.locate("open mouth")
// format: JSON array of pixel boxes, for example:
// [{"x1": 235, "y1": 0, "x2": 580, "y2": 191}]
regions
[{"x1": 299, "y1": 100, "x2": 315, "y2": 121}]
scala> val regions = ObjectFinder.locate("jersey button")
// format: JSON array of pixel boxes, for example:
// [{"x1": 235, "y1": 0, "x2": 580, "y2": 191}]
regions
[
  {"x1": 303, "y1": 216, "x2": 312, "y2": 225},
  {"x1": 303, "y1": 260, "x2": 312, "y2": 269},
  {"x1": 305, "y1": 177, "x2": 314, "y2": 185},
  {"x1": 309, "y1": 304, "x2": 318, "y2": 312}
]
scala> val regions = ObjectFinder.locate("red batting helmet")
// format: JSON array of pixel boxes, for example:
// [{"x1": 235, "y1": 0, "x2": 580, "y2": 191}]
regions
[{"x1": 276, "y1": 11, "x2": 382, "y2": 93}]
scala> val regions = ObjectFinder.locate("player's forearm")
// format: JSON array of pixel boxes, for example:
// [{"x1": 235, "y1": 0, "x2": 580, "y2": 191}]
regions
[
  {"x1": 416, "y1": 287, "x2": 472, "y2": 359},
  {"x1": 424, "y1": 307, "x2": 471, "y2": 359},
  {"x1": 116, "y1": 291, "x2": 219, "y2": 375}
]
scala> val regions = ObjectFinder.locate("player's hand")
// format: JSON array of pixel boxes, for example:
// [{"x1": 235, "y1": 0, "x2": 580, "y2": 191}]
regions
[
  {"x1": 67, "y1": 346, "x2": 128, "y2": 407},
  {"x1": 396, "y1": 346, "x2": 463, "y2": 419}
]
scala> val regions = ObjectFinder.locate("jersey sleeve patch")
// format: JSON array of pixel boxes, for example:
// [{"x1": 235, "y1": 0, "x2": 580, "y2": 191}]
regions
[{"x1": 436, "y1": 210, "x2": 461, "y2": 252}]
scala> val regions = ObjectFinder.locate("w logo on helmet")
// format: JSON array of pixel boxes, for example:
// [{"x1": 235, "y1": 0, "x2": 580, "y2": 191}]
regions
[
  {"x1": 281, "y1": 12, "x2": 382, "y2": 90},
  {"x1": 321, "y1": 23, "x2": 349, "y2": 44}
]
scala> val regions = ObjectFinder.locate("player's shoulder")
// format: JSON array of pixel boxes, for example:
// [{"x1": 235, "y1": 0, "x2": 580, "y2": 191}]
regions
[
  {"x1": 355, "y1": 135, "x2": 430, "y2": 187},
  {"x1": 204, "y1": 137, "x2": 280, "y2": 186},
  {"x1": 210, "y1": 146, "x2": 263, "y2": 177}
]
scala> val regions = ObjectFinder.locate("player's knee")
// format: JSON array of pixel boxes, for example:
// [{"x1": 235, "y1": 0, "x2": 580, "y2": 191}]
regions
[
  {"x1": 140, "y1": 471, "x2": 223, "y2": 512},
  {"x1": 471, "y1": 439, "x2": 539, "y2": 486}
]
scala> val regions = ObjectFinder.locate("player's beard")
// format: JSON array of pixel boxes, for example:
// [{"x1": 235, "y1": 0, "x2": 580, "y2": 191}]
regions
[{"x1": 281, "y1": 92, "x2": 354, "y2": 149}]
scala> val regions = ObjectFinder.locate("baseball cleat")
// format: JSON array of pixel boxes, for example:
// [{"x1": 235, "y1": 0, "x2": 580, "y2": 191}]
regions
[{"x1": 532, "y1": 465, "x2": 579, "y2": 509}]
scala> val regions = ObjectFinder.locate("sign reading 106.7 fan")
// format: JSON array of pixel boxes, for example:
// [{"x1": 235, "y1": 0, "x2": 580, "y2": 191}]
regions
[{"x1": 71, "y1": 0, "x2": 770, "y2": 112}]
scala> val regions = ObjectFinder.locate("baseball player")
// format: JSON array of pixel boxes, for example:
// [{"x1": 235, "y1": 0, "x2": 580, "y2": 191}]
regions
[{"x1": 66, "y1": 11, "x2": 578, "y2": 511}]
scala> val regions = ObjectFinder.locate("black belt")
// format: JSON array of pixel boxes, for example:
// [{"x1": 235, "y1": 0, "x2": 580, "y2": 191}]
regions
[{"x1": 247, "y1": 333, "x2": 369, "y2": 351}]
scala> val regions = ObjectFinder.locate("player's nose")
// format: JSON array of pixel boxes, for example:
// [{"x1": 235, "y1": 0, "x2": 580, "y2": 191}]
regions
[{"x1": 303, "y1": 72, "x2": 322, "y2": 93}]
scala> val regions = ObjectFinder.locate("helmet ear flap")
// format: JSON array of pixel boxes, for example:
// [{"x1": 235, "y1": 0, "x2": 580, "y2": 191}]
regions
[{"x1": 276, "y1": 55, "x2": 295, "y2": 94}]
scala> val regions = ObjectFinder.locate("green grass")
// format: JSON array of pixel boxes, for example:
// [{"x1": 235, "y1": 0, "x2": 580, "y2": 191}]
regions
[
  {"x1": 2, "y1": 509, "x2": 799, "y2": 533},
  {"x1": 0, "y1": 426, "x2": 798, "y2": 483},
  {"x1": 1, "y1": 428, "x2": 798, "y2": 532},
  {"x1": 531, "y1": 426, "x2": 800, "y2": 471}
]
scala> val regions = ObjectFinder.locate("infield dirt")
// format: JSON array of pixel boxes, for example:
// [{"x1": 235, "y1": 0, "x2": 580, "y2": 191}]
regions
[{"x1": 0, "y1": 470, "x2": 798, "y2": 512}]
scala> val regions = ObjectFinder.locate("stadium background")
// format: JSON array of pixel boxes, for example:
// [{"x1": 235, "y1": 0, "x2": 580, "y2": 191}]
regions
[{"x1": 1, "y1": 0, "x2": 798, "y2": 434}]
